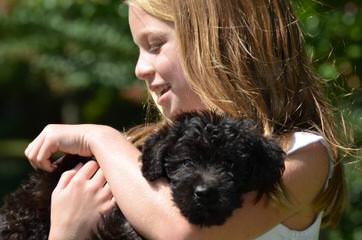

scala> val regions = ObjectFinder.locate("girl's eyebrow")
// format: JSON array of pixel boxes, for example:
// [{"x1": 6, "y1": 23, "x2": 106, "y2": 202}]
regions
[{"x1": 134, "y1": 29, "x2": 167, "y2": 46}]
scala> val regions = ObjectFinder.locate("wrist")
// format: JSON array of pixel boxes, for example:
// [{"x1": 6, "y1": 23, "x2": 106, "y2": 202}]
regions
[
  {"x1": 85, "y1": 124, "x2": 122, "y2": 148},
  {"x1": 48, "y1": 227, "x2": 70, "y2": 240},
  {"x1": 86, "y1": 125, "x2": 140, "y2": 163}
]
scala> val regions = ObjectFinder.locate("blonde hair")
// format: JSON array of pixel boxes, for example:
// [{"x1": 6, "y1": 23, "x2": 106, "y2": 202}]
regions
[{"x1": 125, "y1": 0, "x2": 346, "y2": 227}]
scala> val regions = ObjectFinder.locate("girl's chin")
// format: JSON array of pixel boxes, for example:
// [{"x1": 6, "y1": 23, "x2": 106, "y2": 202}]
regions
[
  {"x1": 164, "y1": 109, "x2": 194, "y2": 120},
  {"x1": 162, "y1": 108, "x2": 176, "y2": 120},
  {"x1": 161, "y1": 106, "x2": 182, "y2": 120},
  {"x1": 159, "y1": 102, "x2": 206, "y2": 119}
]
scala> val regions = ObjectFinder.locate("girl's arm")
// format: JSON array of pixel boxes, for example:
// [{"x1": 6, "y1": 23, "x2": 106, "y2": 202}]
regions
[
  {"x1": 26, "y1": 124, "x2": 329, "y2": 240},
  {"x1": 89, "y1": 127, "x2": 329, "y2": 240}
]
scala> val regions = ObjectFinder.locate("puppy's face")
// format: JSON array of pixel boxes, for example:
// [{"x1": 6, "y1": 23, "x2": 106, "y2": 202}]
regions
[
  {"x1": 161, "y1": 114, "x2": 257, "y2": 226},
  {"x1": 166, "y1": 153, "x2": 243, "y2": 226}
]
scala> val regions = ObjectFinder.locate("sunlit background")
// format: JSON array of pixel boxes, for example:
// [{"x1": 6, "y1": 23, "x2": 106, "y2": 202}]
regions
[{"x1": 0, "y1": 0, "x2": 361, "y2": 239}]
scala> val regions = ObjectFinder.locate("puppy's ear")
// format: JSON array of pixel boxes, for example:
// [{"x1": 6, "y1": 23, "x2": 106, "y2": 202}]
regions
[
  {"x1": 244, "y1": 136, "x2": 286, "y2": 201},
  {"x1": 141, "y1": 126, "x2": 178, "y2": 181}
]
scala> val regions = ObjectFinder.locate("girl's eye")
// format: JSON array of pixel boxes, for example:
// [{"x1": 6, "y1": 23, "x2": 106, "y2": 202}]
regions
[{"x1": 148, "y1": 42, "x2": 163, "y2": 54}]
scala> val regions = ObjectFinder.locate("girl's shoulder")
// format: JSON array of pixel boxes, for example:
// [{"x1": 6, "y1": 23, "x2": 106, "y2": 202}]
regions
[
  {"x1": 286, "y1": 131, "x2": 334, "y2": 189},
  {"x1": 287, "y1": 131, "x2": 331, "y2": 156},
  {"x1": 283, "y1": 131, "x2": 333, "y2": 202},
  {"x1": 255, "y1": 131, "x2": 334, "y2": 240}
]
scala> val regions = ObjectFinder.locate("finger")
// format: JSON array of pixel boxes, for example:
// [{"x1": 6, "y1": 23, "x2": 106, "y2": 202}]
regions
[
  {"x1": 55, "y1": 163, "x2": 83, "y2": 190},
  {"x1": 24, "y1": 140, "x2": 35, "y2": 161},
  {"x1": 110, "y1": 196, "x2": 117, "y2": 207},
  {"x1": 25, "y1": 150, "x2": 38, "y2": 170},
  {"x1": 73, "y1": 160, "x2": 99, "y2": 181},
  {"x1": 26, "y1": 134, "x2": 46, "y2": 168},
  {"x1": 24, "y1": 141, "x2": 33, "y2": 157},
  {"x1": 37, "y1": 140, "x2": 59, "y2": 172},
  {"x1": 99, "y1": 183, "x2": 113, "y2": 200},
  {"x1": 90, "y1": 168, "x2": 107, "y2": 188},
  {"x1": 25, "y1": 138, "x2": 42, "y2": 170},
  {"x1": 101, "y1": 197, "x2": 117, "y2": 215},
  {"x1": 52, "y1": 155, "x2": 66, "y2": 165},
  {"x1": 103, "y1": 182, "x2": 111, "y2": 192}
]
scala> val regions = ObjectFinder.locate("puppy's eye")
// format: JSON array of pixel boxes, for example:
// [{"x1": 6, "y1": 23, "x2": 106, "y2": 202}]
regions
[{"x1": 165, "y1": 163, "x2": 177, "y2": 173}]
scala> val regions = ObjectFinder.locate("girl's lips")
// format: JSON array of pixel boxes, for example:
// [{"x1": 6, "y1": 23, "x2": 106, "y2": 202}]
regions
[{"x1": 157, "y1": 87, "x2": 171, "y2": 106}]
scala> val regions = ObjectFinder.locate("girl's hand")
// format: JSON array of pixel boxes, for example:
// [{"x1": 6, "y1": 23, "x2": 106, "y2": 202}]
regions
[
  {"x1": 24, "y1": 124, "x2": 117, "y2": 172},
  {"x1": 48, "y1": 161, "x2": 115, "y2": 240}
]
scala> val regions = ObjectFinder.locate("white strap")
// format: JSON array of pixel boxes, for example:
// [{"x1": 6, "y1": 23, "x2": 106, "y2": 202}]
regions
[{"x1": 287, "y1": 132, "x2": 334, "y2": 190}]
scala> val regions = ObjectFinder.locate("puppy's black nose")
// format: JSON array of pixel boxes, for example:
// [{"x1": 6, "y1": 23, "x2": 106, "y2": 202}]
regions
[{"x1": 194, "y1": 185, "x2": 218, "y2": 203}]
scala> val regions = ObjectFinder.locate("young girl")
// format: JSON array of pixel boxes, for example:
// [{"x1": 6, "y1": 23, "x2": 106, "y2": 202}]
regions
[{"x1": 25, "y1": 0, "x2": 346, "y2": 239}]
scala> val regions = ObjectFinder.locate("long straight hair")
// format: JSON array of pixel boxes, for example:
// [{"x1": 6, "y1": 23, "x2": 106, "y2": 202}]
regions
[{"x1": 125, "y1": 0, "x2": 346, "y2": 227}]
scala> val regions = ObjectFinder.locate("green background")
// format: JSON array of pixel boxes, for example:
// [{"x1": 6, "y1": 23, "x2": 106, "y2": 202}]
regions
[{"x1": 0, "y1": 0, "x2": 361, "y2": 239}]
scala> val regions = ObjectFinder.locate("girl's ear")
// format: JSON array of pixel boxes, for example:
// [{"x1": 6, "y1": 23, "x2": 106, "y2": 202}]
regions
[{"x1": 140, "y1": 125, "x2": 178, "y2": 181}]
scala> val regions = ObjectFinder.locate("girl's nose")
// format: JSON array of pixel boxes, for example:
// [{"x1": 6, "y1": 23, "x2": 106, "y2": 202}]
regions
[{"x1": 135, "y1": 53, "x2": 154, "y2": 81}]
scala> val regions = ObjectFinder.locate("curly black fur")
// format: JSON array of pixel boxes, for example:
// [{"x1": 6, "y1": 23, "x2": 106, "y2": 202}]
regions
[
  {"x1": 141, "y1": 111, "x2": 285, "y2": 226},
  {"x1": 0, "y1": 111, "x2": 285, "y2": 239}
]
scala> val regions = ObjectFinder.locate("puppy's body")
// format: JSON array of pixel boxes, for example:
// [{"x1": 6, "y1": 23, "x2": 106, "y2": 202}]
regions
[{"x1": 0, "y1": 111, "x2": 285, "y2": 239}]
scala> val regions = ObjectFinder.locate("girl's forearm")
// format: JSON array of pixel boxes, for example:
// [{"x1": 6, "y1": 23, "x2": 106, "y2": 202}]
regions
[
  {"x1": 48, "y1": 228, "x2": 78, "y2": 240},
  {"x1": 86, "y1": 126, "x2": 198, "y2": 240}
]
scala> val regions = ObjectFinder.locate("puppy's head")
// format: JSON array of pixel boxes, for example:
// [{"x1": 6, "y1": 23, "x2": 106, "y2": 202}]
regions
[
  {"x1": 165, "y1": 111, "x2": 259, "y2": 226},
  {"x1": 141, "y1": 111, "x2": 285, "y2": 226}
]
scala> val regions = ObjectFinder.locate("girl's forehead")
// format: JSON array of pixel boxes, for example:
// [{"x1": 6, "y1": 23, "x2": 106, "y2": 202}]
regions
[
  {"x1": 128, "y1": 5, "x2": 148, "y2": 29},
  {"x1": 129, "y1": 5, "x2": 174, "y2": 43}
]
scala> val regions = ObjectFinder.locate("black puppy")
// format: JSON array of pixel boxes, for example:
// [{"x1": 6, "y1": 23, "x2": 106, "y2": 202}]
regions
[
  {"x1": 141, "y1": 111, "x2": 285, "y2": 226},
  {"x1": 0, "y1": 111, "x2": 285, "y2": 239}
]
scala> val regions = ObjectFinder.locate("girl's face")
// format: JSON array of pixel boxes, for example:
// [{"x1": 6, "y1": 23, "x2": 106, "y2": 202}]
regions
[{"x1": 128, "y1": 6, "x2": 205, "y2": 118}]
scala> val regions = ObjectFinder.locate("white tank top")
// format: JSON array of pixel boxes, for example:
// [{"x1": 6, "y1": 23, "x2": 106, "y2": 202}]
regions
[{"x1": 254, "y1": 132, "x2": 334, "y2": 240}]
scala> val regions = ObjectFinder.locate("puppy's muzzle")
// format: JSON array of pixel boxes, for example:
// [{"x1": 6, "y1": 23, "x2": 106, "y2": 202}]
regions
[{"x1": 193, "y1": 184, "x2": 219, "y2": 205}]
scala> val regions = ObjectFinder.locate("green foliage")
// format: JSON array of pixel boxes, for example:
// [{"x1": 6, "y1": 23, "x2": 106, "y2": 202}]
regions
[
  {"x1": 0, "y1": 0, "x2": 136, "y2": 92},
  {"x1": 296, "y1": 1, "x2": 361, "y2": 89},
  {"x1": 295, "y1": 1, "x2": 362, "y2": 110},
  {"x1": 295, "y1": 1, "x2": 362, "y2": 239},
  {"x1": 0, "y1": 0, "x2": 144, "y2": 139}
]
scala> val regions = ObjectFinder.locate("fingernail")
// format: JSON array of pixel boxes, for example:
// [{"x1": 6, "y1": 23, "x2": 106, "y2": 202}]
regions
[
  {"x1": 51, "y1": 163, "x2": 58, "y2": 169},
  {"x1": 74, "y1": 162, "x2": 83, "y2": 170}
]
